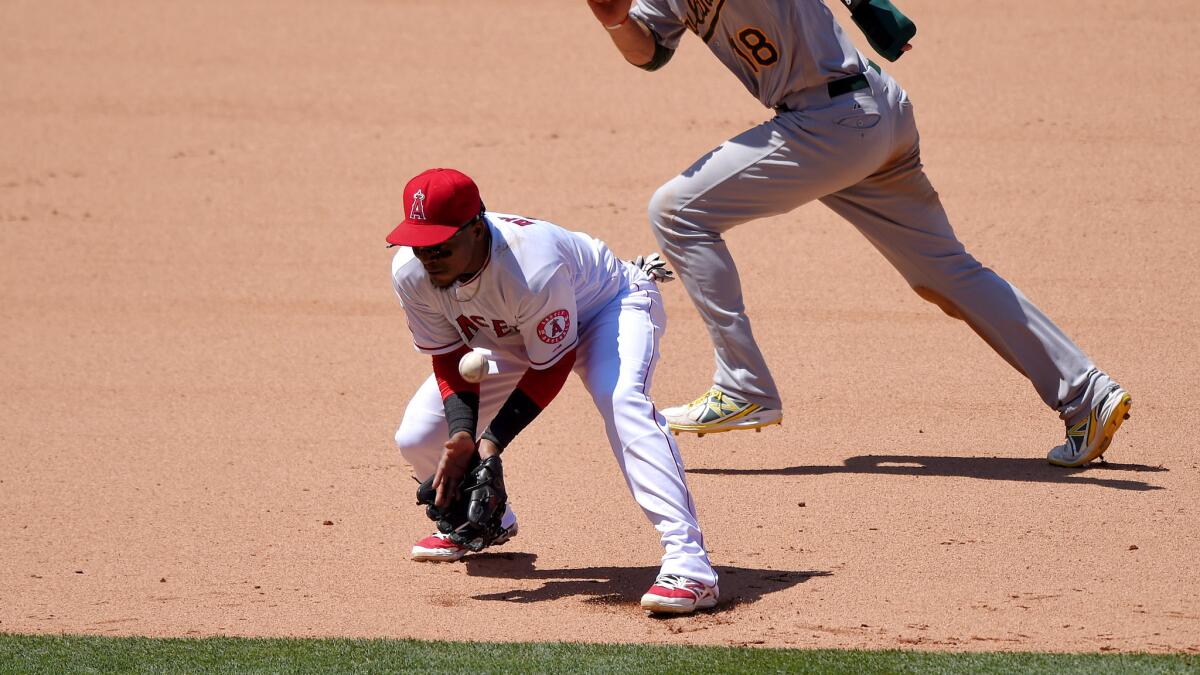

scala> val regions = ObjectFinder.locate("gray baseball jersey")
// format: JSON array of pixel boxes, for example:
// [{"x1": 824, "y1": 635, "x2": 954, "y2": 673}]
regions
[{"x1": 630, "y1": 0, "x2": 865, "y2": 107}]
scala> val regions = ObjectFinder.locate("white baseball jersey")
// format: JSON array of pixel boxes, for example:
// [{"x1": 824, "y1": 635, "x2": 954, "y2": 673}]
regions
[
  {"x1": 391, "y1": 212, "x2": 636, "y2": 369},
  {"x1": 629, "y1": 0, "x2": 864, "y2": 107}
]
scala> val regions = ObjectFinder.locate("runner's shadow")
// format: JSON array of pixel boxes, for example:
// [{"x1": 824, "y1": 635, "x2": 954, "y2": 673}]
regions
[
  {"x1": 463, "y1": 553, "x2": 828, "y2": 615},
  {"x1": 688, "y1": 455, "x2": 1167, "y2": 491}
]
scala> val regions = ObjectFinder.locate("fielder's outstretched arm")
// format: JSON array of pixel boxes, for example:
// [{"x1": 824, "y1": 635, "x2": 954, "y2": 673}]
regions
[
  {"x1": 426, "y1": 347, "x2": 576, "y2": 507},
  {"x1": 431, "y1": 345, "x2": 480, "y2": 441},
  {"x1": 480, "y1": 349, "x2": 577, "y2": 453},
  {"x1": 429, "y1": 345, "x2": 482, "y2": 508}
]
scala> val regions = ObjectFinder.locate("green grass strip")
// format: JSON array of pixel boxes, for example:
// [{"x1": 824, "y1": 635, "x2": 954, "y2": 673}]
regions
[{"x1": 1, "y1": 633, "x2": 1197, "y2": 674}]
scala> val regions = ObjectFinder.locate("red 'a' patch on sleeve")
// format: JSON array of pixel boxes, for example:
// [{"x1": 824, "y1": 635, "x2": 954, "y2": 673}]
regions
[{"x1": 536, "y1": 309, "x2": 570, "y2": 344}]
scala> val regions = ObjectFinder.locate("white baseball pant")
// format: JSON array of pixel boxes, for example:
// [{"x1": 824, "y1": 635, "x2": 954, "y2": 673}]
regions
[{"x1": 394, "y1": 278, "x2": 717, "y2": 586}]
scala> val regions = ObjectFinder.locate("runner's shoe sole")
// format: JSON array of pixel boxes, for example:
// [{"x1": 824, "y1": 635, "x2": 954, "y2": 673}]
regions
[{"x1": 669, "y1": 408, "x2": 783, "y2": 437}]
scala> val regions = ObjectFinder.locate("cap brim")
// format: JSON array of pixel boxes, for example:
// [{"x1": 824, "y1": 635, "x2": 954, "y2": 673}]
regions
[{"x1": 385, "y1": 219, "x2": 462, "y2": 247}]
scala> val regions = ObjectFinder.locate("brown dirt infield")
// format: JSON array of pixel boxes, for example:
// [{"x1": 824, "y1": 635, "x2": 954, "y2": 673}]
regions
[{"x1": 2, "y1": 0, "x2": 1198, "y2": 653}]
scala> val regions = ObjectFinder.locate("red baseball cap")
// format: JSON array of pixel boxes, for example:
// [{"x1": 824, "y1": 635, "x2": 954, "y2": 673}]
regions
[{"x1": 385, "y1": 168, "x2": 484, "y2": 247}]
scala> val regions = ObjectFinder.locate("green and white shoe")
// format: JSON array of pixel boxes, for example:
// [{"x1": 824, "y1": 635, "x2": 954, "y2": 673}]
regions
[
  {"x1": 662, "y1": 387, "x2": 782, "y2": 437},
  {"x1": 1047, "y1": 386, "x2": 1132, "y2": 467}
]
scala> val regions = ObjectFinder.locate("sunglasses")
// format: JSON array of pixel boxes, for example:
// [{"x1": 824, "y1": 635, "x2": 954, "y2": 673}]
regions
[{"x1": 412, "y1": 215, "x2": 483, "y2": 261}]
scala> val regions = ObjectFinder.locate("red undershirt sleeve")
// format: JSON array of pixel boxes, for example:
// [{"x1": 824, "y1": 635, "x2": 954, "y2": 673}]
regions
[
  {"x1": 481, "y1": 348, "x2": 576, "y2": 450},
  {"x1": 514, "y1": 349, "x2": 576, "y2": 408}
]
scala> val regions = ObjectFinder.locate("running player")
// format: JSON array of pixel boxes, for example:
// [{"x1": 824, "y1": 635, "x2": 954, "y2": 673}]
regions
[{"x1": 587, "y1": 0, "x2": 1131, "y2": 467}]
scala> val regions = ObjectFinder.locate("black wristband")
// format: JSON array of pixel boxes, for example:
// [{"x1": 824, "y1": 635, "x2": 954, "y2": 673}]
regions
[
  {"x1": 480, "y1": 388, "x2": 544, "y2": 451},
  {"x1": 443, "y1": 391, "x2": 479, "y2": 439},
  {"x1": 638, "y1": 41, "x2": 675, "y2": 72}
]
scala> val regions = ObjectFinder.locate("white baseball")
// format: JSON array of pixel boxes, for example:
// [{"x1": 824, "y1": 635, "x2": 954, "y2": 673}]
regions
[{"x1": 458, "y1": 350, "x2": 490, "y2": 384}]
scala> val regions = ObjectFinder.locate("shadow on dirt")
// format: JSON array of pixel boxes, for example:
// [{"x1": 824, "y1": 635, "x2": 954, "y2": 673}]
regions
[
  {"x1": 688, "y1": 455, "x2": 1167, "y2": 491},
  {"x1": 464, "y1": 554, "x2": 828, "y2": 614}
]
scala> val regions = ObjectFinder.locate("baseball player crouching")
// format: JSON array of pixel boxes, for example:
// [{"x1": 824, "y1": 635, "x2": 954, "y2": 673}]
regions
[
  {"x1": 589, "y1": 0, "x2": 1131, "y2": 467},
  {"x1": 387, "y1": 168, "x2": 718, "y2": 614}
]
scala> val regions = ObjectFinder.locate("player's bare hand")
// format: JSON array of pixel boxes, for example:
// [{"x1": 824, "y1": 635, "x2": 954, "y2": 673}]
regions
[
  {"x1": 902, "y1": 43, "x2": 913, "y2": 53},
  {"x1": 433, "y1": 431, "x2": 476, "y2": 509},
  {"x1": 587, "y1": 0, "x2": 633, "y2": 27}
]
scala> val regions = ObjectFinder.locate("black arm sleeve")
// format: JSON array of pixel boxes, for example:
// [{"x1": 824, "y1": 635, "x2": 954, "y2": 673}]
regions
[
  {"x1": 480, "y1": 389, "x2": 542, "y2": 451},
  {"x1": 637, "y1": 40, "x2": 675, "y2": 72},
  {"x1": 444, "y1": 391, "x2": 479, "y2": 439}
]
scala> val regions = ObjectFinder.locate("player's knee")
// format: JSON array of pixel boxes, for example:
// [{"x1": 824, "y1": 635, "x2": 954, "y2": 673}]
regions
[
  {"x1": 394, "y1": 421, "x2": 441, "y2": 470},
  {"x1": 608, "y1": 384, "x2": 655, "y2": 423},
  {"x1": 648, "y1": 183, "x2": 684, "y2": 239},
  {"x1": 393, "y1": 425, "x2": 421, "y2": 458}
]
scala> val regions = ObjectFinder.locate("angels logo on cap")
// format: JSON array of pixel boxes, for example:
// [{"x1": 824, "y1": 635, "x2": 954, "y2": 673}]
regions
[
  {"x1": 386, "y1": 168, "x2": 483, "y2": 247},
  {"x1": 409, "y1": 189, "x2": 427, "y2": 221}
]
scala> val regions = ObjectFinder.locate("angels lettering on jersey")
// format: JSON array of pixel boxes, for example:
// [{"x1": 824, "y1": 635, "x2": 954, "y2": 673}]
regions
[{"x1": 455, "y1": 314, "x2": 518, "y2": 342}]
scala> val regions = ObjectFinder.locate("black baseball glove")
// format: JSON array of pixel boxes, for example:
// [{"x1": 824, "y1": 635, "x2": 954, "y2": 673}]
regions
[
  {"x1": 415, "y1": 454, "x2": 508, "y2": 552},
  {"x1": 841, "y1": 0, "x2": 916, "y2": 63}
]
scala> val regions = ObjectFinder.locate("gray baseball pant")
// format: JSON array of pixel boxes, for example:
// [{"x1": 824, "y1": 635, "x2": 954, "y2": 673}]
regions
[{"x1": 649, "y1": 66, "x2": 1113, "y2": 424}]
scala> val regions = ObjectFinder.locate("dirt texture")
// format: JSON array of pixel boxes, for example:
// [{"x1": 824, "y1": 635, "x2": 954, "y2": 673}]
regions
[{"x1": 2, "y1": 0, "x2": 1198, "y2": 654}]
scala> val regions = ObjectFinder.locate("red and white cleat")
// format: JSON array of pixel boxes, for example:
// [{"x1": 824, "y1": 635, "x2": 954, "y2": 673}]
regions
[
  {"x1": 640, "y1": 573, "x2": 719, "y2": 614},
  {"x1": 410, "y1": 523, "x2": 518, "y2": 562},
  {"x1": 410, "y1": 532, "x2": 469, "y2": 562}
]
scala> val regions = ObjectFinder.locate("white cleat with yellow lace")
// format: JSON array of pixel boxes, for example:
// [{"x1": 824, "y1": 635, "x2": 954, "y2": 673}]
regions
[{"x1": 662, "y1": 387, "x2": 782, "y2": 437}]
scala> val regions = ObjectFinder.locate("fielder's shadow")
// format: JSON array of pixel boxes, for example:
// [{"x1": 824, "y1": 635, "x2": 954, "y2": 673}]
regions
[
  {"x1": 463, "y1": 553, "x2": 828, "y2": 615},
  {"x1": 688, "y1": 454, "x2": 1167, "y2": 491}
]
